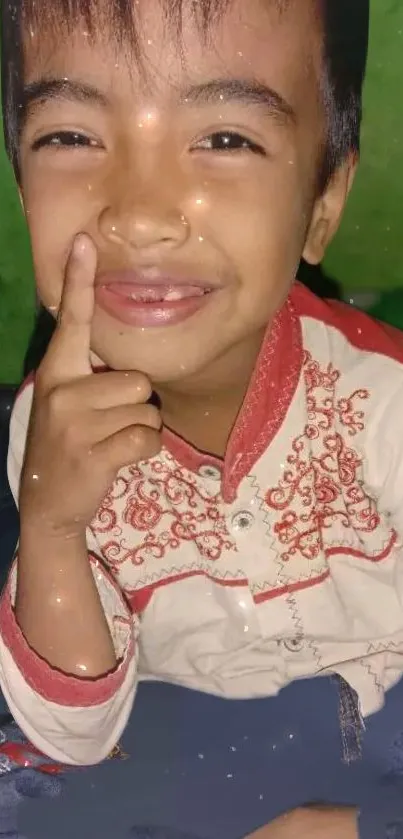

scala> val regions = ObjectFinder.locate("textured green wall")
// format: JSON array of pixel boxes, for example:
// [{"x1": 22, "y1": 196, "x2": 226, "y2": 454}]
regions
[{"x1": 0, "y1": 0, "x2": 402, "y2": 382}]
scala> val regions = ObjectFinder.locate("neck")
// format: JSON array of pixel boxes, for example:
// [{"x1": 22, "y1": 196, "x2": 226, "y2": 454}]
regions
[{"x1": 156, "y1": 327, "x2": 266, "y2": 457}]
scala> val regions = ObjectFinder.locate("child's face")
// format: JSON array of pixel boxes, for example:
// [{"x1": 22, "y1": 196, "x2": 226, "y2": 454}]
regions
[{"x1": 19, "y1": 0, "x2": 352, "y2": 385}]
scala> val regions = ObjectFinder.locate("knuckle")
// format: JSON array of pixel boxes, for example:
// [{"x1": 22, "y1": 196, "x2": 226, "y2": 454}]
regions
[
  {"x1": 128, "y1": 425, "x2": 148, "y2": 450},
  {"x1": 127, "y1": 425, "x2": 161, "y2": 458},
  {"x1": 131, "y1": 372, "x2": 152, "y2": 401},
  {"x1": 141, "y1": 404, "x2": 161, "y2": 429},
  {"x1": 46, "y1": 384, "x2": 68, "y2": 416}
]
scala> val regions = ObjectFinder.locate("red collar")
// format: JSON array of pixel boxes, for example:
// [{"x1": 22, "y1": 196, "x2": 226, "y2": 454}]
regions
[{"x1": 163, "y1": 289, "x2": 303, "y2": 503}]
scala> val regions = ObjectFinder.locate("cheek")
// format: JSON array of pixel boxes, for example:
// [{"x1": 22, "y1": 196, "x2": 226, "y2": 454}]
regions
[
  {"x1": 202, "y1": 161, "x2": 307, "y2": 277},
  {"x1": 22, "y1": 171, "x2": 95, "y2": 301}
]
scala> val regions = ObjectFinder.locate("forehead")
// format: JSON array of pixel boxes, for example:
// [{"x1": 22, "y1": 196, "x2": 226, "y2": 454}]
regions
[{"x1": 22, "y1": 0, "x2": 322, "y2": 106}]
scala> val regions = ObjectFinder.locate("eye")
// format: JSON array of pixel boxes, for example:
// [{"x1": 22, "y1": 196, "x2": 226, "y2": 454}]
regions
[
  {"x1": 192, "y1": 131, "x2": 265, "y2": 155},
  {"x1": 31, "y1": 131, "x2": 101, "y2": 151}
]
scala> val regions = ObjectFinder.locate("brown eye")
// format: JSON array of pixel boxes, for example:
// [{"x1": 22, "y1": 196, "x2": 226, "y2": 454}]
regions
[
  {"x1": 32, "y1": 132, "x2": 99, "y2": 151},
  {"x1": 193, "y1": 131, "x2": 265, "y2": 155}
]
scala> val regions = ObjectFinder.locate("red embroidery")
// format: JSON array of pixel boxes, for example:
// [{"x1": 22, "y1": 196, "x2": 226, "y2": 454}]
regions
[
  {"x1": 265, "y1": 351, "x2": 380, "y2": 562},
  {"x1": 91, "y1": 458, "x2": 235, "y2": 571}
]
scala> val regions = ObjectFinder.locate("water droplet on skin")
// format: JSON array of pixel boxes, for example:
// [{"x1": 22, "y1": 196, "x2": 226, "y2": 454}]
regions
[
  {"x1": 244, "y1": 625, "x2": 249, "y2": 633},
  {"x1": 195, "y1": 198, "x2": 204, "y2": 206},
  {"x1": 147, "y1": 39, "x2": 153, "y2": 46},
  {"x1": 55, "y1": 597, "x2": 62, "y2": 605},
  {"x1": 198, "y1": 236, "x2": 204, "y2": 243},
  {"x1": 77, "y1": 663, "x2": 88, "y2": 673},
  {"x1": 32, "y1": 473, "x2": 40, "y2": 481}
]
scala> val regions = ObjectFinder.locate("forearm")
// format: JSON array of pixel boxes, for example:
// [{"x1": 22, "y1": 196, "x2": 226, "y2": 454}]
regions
[
  {"x1": 247, "y1": 807, "x2": 358, "y2": 839},
  {"x1": 16, "y1": 526, "x2": 116, "y2": 677}
]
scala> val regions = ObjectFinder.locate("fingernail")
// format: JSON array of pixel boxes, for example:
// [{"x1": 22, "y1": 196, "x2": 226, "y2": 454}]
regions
[{"x1": 73, "y1": 233, "x2": 88, "y2": 256}]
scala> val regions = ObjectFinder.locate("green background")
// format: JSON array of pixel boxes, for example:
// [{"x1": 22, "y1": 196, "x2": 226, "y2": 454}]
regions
[{"x1": 0, "y1": 0, "x2": 402, "y2": 383}]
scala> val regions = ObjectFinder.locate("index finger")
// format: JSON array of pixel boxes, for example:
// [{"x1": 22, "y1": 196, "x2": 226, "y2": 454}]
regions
[{"x1": 41, "y1": 234, "x2": 98, "y2": 385}]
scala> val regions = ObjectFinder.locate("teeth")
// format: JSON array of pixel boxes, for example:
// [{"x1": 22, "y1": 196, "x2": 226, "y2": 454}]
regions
[
  {"x1": 164, "y1": 290, "x2": 184, "y2": 301},
  {"x1": 129, "y1": 287, "x2": 210, "y2": 303}
]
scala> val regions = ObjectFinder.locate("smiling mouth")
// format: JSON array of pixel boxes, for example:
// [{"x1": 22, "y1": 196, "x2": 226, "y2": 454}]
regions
[
  {"x1": 95, "y1": 277, "x2": 217, "y2": 327},
  {"x1": 123, "y1": 285, "x2": 212, "y2": 304}
]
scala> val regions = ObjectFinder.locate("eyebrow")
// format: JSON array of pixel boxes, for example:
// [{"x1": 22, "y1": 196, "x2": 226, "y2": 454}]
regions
[
  {"x1": 180, "y1": 78, "x2": 297, "y2": 124},
  {"x1": 21, "y1": 78, "x2": 108, "y2": 118},
  {"x1": 20, "y1": 75, "x2": 296, "y2": 127}
]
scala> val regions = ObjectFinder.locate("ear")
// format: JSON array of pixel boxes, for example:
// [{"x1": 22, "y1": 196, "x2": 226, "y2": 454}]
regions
[{"x1": 303, "y1": 153, "x2": 357, "y2": 265}]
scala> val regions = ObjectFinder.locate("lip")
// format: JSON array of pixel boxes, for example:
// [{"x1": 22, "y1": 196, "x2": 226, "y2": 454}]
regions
[{"x1": 95, "y1": 270, "x2": 217, "y2": 328}]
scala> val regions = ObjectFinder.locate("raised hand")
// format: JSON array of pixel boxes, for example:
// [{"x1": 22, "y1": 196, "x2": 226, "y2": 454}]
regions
[{"x1": 20, "y1": 234, "x2": 161, "y2": 540}]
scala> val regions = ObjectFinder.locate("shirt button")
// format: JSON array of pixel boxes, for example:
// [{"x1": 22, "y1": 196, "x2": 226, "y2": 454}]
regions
[
  {"x1": 282, "y1": 638, "x2": 304, "y2": 653},
  {"x1": 231, "y1": 511, "x2": 255, "y2": 532},
  {"x1": 198, "y1": 464, "x2": 222, "y2": 481}
]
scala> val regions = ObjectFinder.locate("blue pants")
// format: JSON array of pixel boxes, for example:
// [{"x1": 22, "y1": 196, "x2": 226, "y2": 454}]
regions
[{"x1": 0, "y1": 676, "x2": 400, "y2": 839}]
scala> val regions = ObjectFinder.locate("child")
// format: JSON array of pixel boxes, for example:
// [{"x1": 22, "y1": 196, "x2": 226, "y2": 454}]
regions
[{"x1": 1, "y1": 0, "x2": 403, "y2": 835}]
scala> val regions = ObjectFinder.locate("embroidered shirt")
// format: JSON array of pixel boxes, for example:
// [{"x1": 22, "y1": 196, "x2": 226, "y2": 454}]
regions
[{"x1": 1, "y1": 283, "x2": 403, "y2": 765}]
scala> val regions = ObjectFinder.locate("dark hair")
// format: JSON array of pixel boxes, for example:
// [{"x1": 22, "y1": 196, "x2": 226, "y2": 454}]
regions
[{"x1": 1, "y1": 0, "x2": 369, "y2": 190}]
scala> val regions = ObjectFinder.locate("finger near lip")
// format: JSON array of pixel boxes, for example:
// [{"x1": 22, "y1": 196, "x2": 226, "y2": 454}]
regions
[
  {"x1": 40, "y1": 235, "x2": 98, "y2": 383},
  {"x1": 59, "y1": 234, "x2": 98, "y2": 325}
]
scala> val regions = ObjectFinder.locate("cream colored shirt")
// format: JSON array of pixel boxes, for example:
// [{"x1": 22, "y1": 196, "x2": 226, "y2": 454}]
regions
[{"x1": 1, "y1": 283, "x2": 403, "y2": 765}]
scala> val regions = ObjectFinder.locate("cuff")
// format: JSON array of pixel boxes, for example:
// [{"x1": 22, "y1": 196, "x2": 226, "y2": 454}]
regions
[{"x1": 0, "y1": 555, "x2": 135, "y2": 707}]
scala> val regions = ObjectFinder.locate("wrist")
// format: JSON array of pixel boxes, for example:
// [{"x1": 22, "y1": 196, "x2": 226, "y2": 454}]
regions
[{"x1": 292, "y1": 805, "x2": 358, "y2": 838}]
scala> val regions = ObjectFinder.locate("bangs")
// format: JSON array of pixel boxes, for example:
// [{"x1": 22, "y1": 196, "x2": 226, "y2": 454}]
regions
[
  {"x1": 21, "y1": 0, "x2": 290, "y2": 51},
  {"x1": 21, "y1": 0, "x2": 233, "y2": 52}
]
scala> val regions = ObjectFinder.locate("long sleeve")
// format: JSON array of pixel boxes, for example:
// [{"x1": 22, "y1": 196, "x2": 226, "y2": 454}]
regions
[{"x1": 0, "y1": 378, "x2": 139, "y2": 765}]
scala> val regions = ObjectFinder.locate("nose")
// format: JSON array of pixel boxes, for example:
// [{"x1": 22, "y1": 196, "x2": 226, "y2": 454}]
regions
[{"x1": 98, "y1": 185, "x2": 190, "y2": 253}]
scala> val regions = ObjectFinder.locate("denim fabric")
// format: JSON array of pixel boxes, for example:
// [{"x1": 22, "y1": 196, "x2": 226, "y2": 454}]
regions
[{"x1": 0, "y1": 678, "x2": 393, "y2": 839}]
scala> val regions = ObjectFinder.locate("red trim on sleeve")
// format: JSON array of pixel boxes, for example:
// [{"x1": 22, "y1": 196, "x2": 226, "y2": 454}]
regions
[{"x1": 0, "y1": 558, "x2": 135, "y2": 708}]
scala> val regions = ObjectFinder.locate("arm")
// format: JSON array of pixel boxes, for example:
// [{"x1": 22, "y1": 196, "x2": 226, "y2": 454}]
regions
[
  {"x1": 0, "y1": 380, "x2": 137, "y2": 765},
  {"x1": 0, "y1": 236, "x2": 160, "y2": 765},
  {"x1": 247, "y1": 807, "x2": 358, "y2": 839}
]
